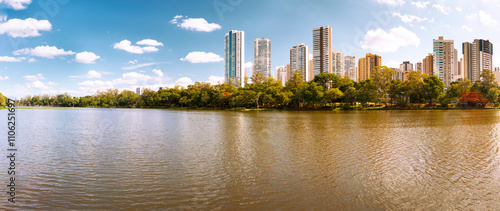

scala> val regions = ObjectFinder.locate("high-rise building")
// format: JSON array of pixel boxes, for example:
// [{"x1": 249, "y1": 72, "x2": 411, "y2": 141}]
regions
[
  {"x1": 332, "y1": 49, "x2": 344, "y2": 76},
  {"x1": 423, "y1": 53, "x2": 434, "y2": 76},
  {"x1": 254, "y1": 38, "x2": 271, "y2": 78},
  {"x1": 433, "y1": 36, "x2": 456, "y2": 87},
  {"x1": 456, "y1": 58, "x2": 464, "y2": 81},
  {"x1": 358, "y1": 53, "x2": 382, "y2": 82},
  {"x1": 290, "y1": 43, "x2": 310, "y2": 81},
  {"x1": 224, "y1": 30, "x2": 245, "y2": 87},
  {"x1": 136, "y1": 87, "x2": 141, "y2": 95},
  {"x1": 463, "y1": 39, "x2": 493, "y2": 82},
  {"x1": 275, "y1": 66, "x2": 288, "y2": 86},
  {"x1": 286, "y1": 63, "x2": 291, "y2": 81},
  {"x1": 345, "y1": 56, "x2": 357, "y2": 81},
  {"x1": 415, "y1": 62, "x2": 422, "y2": 73},
  {"x1": 392, "y1": 68, "x2": 404, "y2": 81},
  {"x1": 400, "y1": 61, "x2": 414, "y2": 72},
  {"x1": 312, "y1": 26, "x2": 332, "y2": 76},
  {"x1": 308, "y1": 60, "x2": 314, "y2": 81}
]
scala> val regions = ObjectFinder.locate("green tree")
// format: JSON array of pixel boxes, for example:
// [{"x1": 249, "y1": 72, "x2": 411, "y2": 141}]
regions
[
  {"x1": 422, "y1": 75, "x2": 445, "y2": 104},
  {"x1": 370, "y1": 66, "x2": 395, "y2": 106},
  {"x1": 313, "y1": 72, "x2": 340, "y2": 90},
  {"x1": 357, "y1": 79, "x2": 378, "y2": 106},
  {"x1": 446, "y1": 79, "x2": 471, "y2": 100},
  {"x1": 479, "y1": 69, "x2": 499, "y2": 98},
  {"x1": 285, "y1": 70, "x2": 305, "y2": 90},
  {"x1": 322, "y1": 88, "x2": 344, "y2": 107},
  {"x1": 403, "y1": 71, "x2": 424, "y2": 104},
  {"x1": 0, "y1": 92, "x2": 6, "y2": 107}
]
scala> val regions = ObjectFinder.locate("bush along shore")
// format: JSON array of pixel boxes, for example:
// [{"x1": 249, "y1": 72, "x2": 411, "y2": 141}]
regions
[{"x1": 14, "y1": 67, "x2": 500, "y2": 110}]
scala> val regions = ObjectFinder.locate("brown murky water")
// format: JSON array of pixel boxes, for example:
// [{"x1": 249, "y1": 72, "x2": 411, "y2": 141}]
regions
[{"x1": 1, "y1": 108, "x2": 499, "y2": 210}]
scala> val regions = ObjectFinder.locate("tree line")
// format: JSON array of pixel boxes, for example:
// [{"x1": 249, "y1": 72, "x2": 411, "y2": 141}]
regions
[
  {"x1": 16, "y1": 66, "x2": 500, "y2": 109},
  {"x1": 0, "y1": 92, "x2": 7, "y2": 107}
]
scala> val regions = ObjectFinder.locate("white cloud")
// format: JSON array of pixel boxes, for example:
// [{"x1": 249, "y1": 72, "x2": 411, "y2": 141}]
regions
[
  {"x1": 244, "y1": 62, "x2": 253, "y2": 69},
  {"x1": 28, "y1": 58, "x2": 36, "y2": 62},
  {"x1": 0, "y1": 56, "x2": 25, "y2": 62},
  {"x1": 180, "y1": 51, "x2": 223, "y2": 63},
  {"x1": 74, "y1": 51, "x2": 100, "y2": 64},
  {"x1": 69, "y1": 70, "x2": 102, "y2": 79},
  {"x1": 86, "y1": 70, "x2": 102, "y2": 79},
  {"x1": 0, "y1": 16, "x2": 6, "y2": 22},
  {"x1": 456, "y1": 7, "x2": 463, "y2": 12},
  {"x1": 479, "y1": 10, "x2": 498, "y2": 27},
  {"x1": 207, "y1": 76, "x2": 224, "y2": 84},
  {"x1": 410, "y1": 1, "x2": 429, "y2": 8},
  {"x1": 376, "y1": 0, "x2": 405, "y2": 6},
  {"x1": 171, "y1": 16, "x2": 221, "y2": 32},
  {"x1": 361, "y1": 26, "x2": 420, "y2": 53},
  {"x1": 122, "y1": 62, "x2": 157, "y2": 70},
  {"x1": 152, "y1": 69, "x2": 163, "y2": 77},
  {"x1": 127, "y1": 59, "x2": 138, "y2": 65},
  {"x1": 175, "y1": 77, "x2": 193, "y2": 87},
  {"x1": 0, "y1": 0, "x2": 31, "y2": 10},
  {"x1": 169, "y1": 15, "x2": 183, "y2": 24},
  {"x1": 113, "y1": 39, "x2": 159, "y2": 54},
  {"x1": 0, "y1": 75, "x2": 8, "y2": 80},
  {"x1": 432, "y1": 4, "x2": 449, "y2": 15},
  {"x1": 27, "y1": 80, "x2": 48, "y2": 89},
  {"x1": 391, "y1": 12, "x2": 428, "y2": 23},
  {"x1": 13, "y1": 45, "x2": 75, "y2": 58},
  {"x1": 461, "y1": 25, "x2": 473, "y2": 32},
  {"x1": 136, "y1": 39, "x2": 164, "y2": 46},
  {"x1": 23, "y1": 73, "x2": 45, "y2": 81},
  {"x1": 0, "y1": 18, "x2": 51, "y2": 38}
]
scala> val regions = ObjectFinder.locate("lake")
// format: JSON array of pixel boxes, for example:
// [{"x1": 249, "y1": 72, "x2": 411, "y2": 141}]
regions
[{"x1": 1, "y1": 108, "x2": 499, "y2": 210}]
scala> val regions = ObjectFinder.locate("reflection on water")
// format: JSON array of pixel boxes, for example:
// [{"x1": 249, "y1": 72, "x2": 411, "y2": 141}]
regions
[{"x1": 0, "y1": 108, "x2": 499, "y2": 209}]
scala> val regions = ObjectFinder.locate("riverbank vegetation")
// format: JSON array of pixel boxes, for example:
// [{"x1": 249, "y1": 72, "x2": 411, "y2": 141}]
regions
[{"x1": 17, "y1": 67, "x2": 500, "y2": 110}]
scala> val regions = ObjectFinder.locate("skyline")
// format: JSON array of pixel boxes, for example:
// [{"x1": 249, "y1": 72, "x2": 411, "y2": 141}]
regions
[{"x1": 1, "y1": 0, "x2": 499, "y2": 98}]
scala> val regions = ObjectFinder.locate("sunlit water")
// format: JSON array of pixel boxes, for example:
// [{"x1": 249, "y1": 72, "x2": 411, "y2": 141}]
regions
[{"x1": 0, "y1": 108, "x2": 499, "y2": 210}]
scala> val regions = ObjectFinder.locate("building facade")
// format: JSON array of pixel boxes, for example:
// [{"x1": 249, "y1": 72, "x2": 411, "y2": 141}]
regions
[
  {"x1": 224, "y1": 30, "x2": 245, "y2": 87},
  {"x1": 290, "y1": 43, "x2": 310, "y2": 81},
  {"x1": 423, "y1": 53, "x2": 434, "y2": 76},
  {"x1": 332, "y1": 49, "x2": 344, "y2": 77},
  {"x1": 254, "y1": 38, "x2": 271, "y2": 78},
  {"x1": 433, "y1": 36, "x2": 456, "y2": 88},
  {"x1": 400, "y1": 61, "x2": 414, "y2": 72},
  {"x1": 312, "y1": 26, "x2": 332, "y2": 76},
  {"x1": 463, "y1": 39, "x2": 493, "y2": 82},
  {"x1": 358, "y1": 53, "x2": 382, "y2": 82},
  {"x1": 415, "y1": 62, "x2": 422, "y2": 73},
  {"x1": 345, "y1": 56, "x2": 357, "y2": 82},
  {"x1": 275, "y1": 66, "x2": 288, "y2": 86}
]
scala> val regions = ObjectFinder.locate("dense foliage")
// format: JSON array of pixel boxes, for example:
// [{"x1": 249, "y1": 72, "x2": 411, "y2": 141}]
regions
[
  {"x1": 0, "y1": 92, "x2": 6, "y2": 107},
  {"x1": 18, "y1": 68, "x2": 500, "y2": 109}
]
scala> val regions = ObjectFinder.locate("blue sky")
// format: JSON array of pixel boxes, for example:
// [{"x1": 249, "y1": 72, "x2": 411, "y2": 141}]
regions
[{"x1": 0, "y1": 0, "x2": 498, "y2": 98}]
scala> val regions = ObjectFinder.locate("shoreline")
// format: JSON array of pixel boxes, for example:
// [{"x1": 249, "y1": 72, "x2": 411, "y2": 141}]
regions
[{"x1": 5, "y1": 105, "x2": 500, "y2": 111}]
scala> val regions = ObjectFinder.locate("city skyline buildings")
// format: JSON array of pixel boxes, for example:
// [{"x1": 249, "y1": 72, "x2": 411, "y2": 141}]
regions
[
  {"x1": 463, "y1": 39, "x2": 493, "y2": 82},
  {"x1": 290, "y1": 43, "x2": 310, "y2": 81},
  {"x1": 433, "y1": 36, "x2": 456, "y2": 88},
  {"x1": 358, "y1": 53, "x2": 382, "y2": 82},
  {"x1": 2, "y1": 1, "x2": 500, "y2": 98},
  {"x1": 332, "y1": 49, "x2": 345, "y2": 77},
  {"x1": 224, "y1": 30, "x2": 245, "y2": 87},
  {"x1": 312, "y1": 26, "x2": 332, "y2": 76},
  {"x1": 253, "y1": 38, "x2": 272, "y2": 78}
]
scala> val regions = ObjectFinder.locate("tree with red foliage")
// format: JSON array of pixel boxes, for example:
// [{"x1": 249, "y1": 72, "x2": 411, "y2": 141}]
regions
[{"x1": 460, "y1": 92, "x2": 489, "y2": 107}]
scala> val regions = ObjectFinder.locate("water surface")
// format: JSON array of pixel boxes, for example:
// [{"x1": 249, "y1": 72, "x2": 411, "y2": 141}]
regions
[{"x1": 1, "y1": 108, "x2": 499, "y2": 210}]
